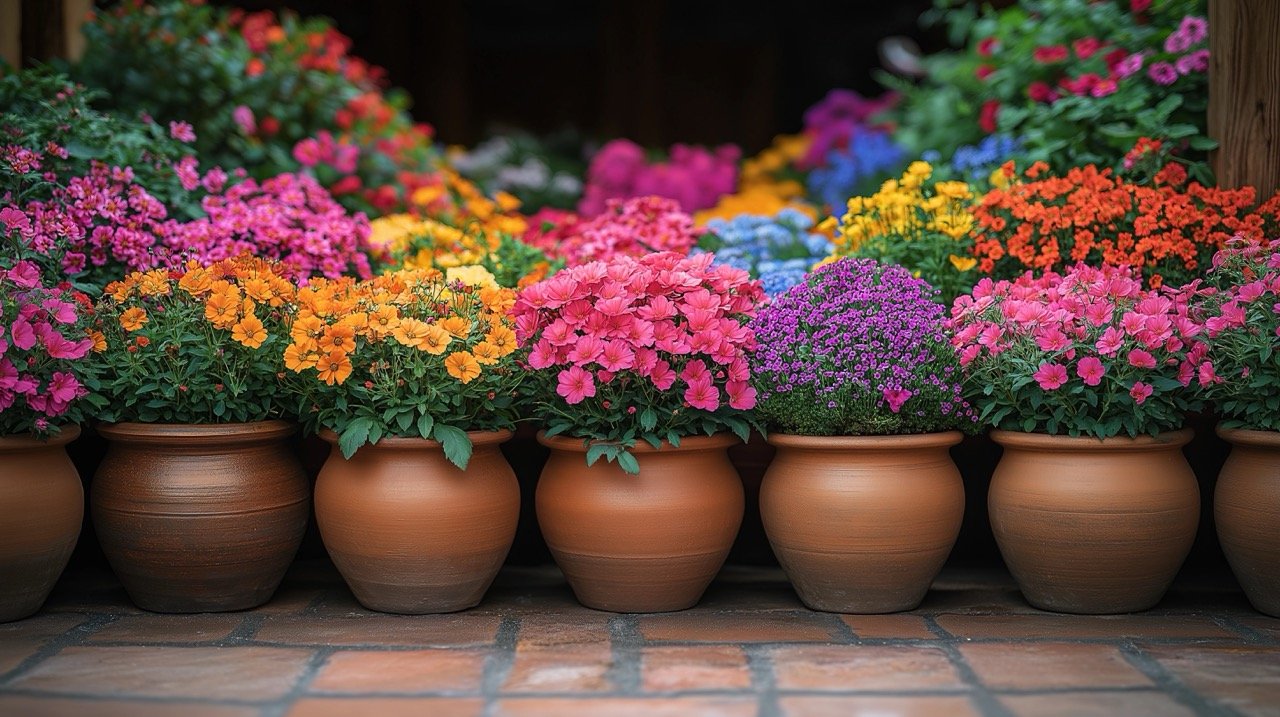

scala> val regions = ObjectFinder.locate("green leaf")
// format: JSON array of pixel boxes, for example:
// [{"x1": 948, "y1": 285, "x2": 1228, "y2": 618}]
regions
[
  {"x1": 616, "y1": 450, "x2": 640, "y2": 475},
  {"x1": 585, "y1": 443, "x2": 609, "y2": 467},
  {"x1": 433, "y1": 424, "x2": 472, "y2": 470},
  {"x1": 416, "y1": 413, "x2": 435, "y2": 440},
  {"x1": 639, "y1": 408, "x2": 658, "y2": 432},
  {"x1": 395, "y1": 410, "x2": 414, "y2": 433},
  {"x1": 338, "y1": 417, "x2": 374, "y2": 459}
]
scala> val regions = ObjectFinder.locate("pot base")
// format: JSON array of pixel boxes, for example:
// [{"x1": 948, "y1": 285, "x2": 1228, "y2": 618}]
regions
[{"x1": 554, "y1": 551, "x2": 728, "y2": 613}]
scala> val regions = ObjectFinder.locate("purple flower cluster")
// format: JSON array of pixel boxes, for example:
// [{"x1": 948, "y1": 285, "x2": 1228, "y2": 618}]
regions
[{"x1": 748, "y1": 257, "x2": 977, "y2": 436}]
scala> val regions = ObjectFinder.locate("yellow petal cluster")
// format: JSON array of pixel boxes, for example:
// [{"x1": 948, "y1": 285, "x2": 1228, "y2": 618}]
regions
[{"x1": 834, "y1": 161, "x2": 978, "y2": 258}]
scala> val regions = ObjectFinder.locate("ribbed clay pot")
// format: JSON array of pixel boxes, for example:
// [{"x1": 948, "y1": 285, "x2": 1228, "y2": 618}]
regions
[
  {"x1": 0, "y1": 427, "x2": 83, "y2": 623},
  {"x1": 93, "y1": 422, "x2": 309, "y2": 613},
  {"x1": 536, "y1": 433, "x2": 744, "y2": 613},
  {"x1": 1215, "y1": 427, "x2": 1280, "y2": 616},
  {"x1": 315, "y1": 429, "x2": 519, "y2": 614},
  {"x1": 762, "y1": 432, "x2": 964, "y2": 613},
  {"x1": 989, "y1": 429, "x2": 1198, "y2": 614}
]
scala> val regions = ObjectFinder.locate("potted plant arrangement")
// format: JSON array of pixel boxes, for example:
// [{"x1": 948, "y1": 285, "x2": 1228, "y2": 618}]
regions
[
  {"x1": 0, "y1": 263, "x2": 103, "y2": 622},
  {"x1": 1197, "y1": 237, "x2": 1280, "y2": 616},
  {"x1": 750, "y1": 257, "x2": 978, "y2": 613},
  {"x1": 515, "y1": 251, "x2": 764, "y2": 612},
  {"x1": 286, "y1": 266, "x2": 523, "y2": 613},
  {"x1": 92, "y1": 257, "x2": 309, "y2": 613},
  {"x1": 950, "y1": 263, "x2": 1205, "y2": 613}
]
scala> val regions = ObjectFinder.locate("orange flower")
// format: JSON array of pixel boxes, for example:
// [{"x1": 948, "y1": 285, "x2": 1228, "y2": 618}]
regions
[
  {"x1": 178, "y1": 267, "x2": 213, "y2": 296},
  {"x1": 290, "y1": 314, "x2": 324, "y2": 350},
  {"x1": 105, "y1": 277, "x2": 137, "y2": 302},
  {"x1": 232, "y1": 314, "x2": 268, "y2": 349},
  {"x1": 89, "y1": 330, "x2": 107, "y2": 353},
  {"x1": 316, "y1": 350, "x2": 353, "y2": 385},
  {"x1": 241, "y1": 275, "x2": 275, "y2": 304},
  {"x1": 318, "y1": 323, "x2": 357, "y2": 354},
  {"x1": 204, "y1": 291, "x2": 240, "y2": 329},
  {"x1": 444, "y1": 351, "x2": 482, "y2": 383},
  {"x1": 367, "y1": 305, "x2": 401, "y2": 338},
  {"x1": 138, "y1": 269, "x2": 172, "y2": 297},
  {"x1": 284, "y1": 343, "x2": 319, "y2": 372},
  {"x1": 439, "y1": 316, "x2": 471, "y2": 339},
  {"x1": 472, "y1": 341, "x2": 500, "y2": 365},
  {"x1": 484, "y1": 326, "x2": 517, "y2": 355},
  {"x1": 119, "y1": 307, "x2": 148, "y2": 332}
]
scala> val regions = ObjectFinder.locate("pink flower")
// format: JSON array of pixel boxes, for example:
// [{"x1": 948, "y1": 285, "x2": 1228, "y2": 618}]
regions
[
  {"x1": 726, "y1": 381, "x2": 756, "y2": 410},
  {"x1": 683, "y1": 377, "x2": 720, "y2": 411},
  {"x1": 168, "y1": 121, "x2": 196, "y2": 143},
  {"x1": 47, "y1": 371, "x2": 81, "y2": 405},
  {"x1": 1130, "y1": 381, "x2": 1154, "y2": 404},
  {"x1": 528, "y1": 340, "x2": 559, "y2": 370},
  {"x1": 1033, "y1": 45, "x2": 1069, "y2": 63},
  {"x1": 1033, "y1": 362, "x2": 1069, "y2": 391},
  {"x1": 1197, "y1": 361, "x2": 1221, "y2": 386},
  {"x1": 1148, "y1": 62, "x2": 1179, "y2": 86},
  {"x1": 1076, "y1": 357, "x2": 1106, "y2": 386},
  {"x1": 648, "y1": 360, "x2": 677, "y2": 390},
  {"x1": 232, "y1": 105, "x2": 256, "y2": 134},
  {"x1": 556, "y1": 366, "x2": 596, "y2": 405},
  {"x1": 6, "y1": 261, "x2": 40, "y2": 288},
  {"x1": 567, "y1": 335, "x2": 605, "y2": 364},
  {"x1": 1096, "y1": 326, "x2": 1126, "y2": 355},
  {"x1": 882, "y1": 387, "x2": 914, "y2": 413},
  {"x1": 293, "y1": 137, "x2": 323, "y2": 167},
  {"x1": 9, "y1": 318, "x2": 35, "y2": 350},
  {"x1": 598, "y1": 340, "x2": 635, "y2": 372},
  {"x1": 1127, "y1": 349, "x2": 1157, "y2": 369},
  {"x1": 172, "y1": 156, "x2": 200, "y2": 191}
]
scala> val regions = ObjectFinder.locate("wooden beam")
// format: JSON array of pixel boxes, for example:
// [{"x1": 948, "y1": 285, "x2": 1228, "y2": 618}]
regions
[
  {"x1": 19, "y1": 0, "x2": 64, "y2": 66},
  {"x1": 1208, "y1": 0, "x2": 1280, "y2": 197},
  {"x1": 0, "y1": 0, "x2": 19, "y2": 70}
]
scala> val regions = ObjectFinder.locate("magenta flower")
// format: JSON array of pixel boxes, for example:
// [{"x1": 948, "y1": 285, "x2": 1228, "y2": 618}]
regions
[
  {"x1": 1033, "y1": 363, "x2": 1069, "y2": 391},
  {"x1": 1148, "y1": 62, "x2": 1179, "y2": 86},
  {"x1": 726, "y1": 380, "x2": 757, "y2": 411},
  {"x1": 556, "y1": 366, "x2": 597, "y2": 405},
  {"x1": 684, "y1": 377, "x2": 721, "y2": 411},
  {"x1": 882, "y1": 387, "x2": 914, "y2": 413},
  {"x1": 232, "y1": 105, "x2": 256, "y2": 134},
  {"x1": 1127, "y1": 349, "x2": 1157, "y2": 369},
  {"x1": 1130, "y1": 381, "x2": 1154, "y2": 404},
  {"x1": 1076, "y1": 357, "x2": 1106, "y2": 386},
  {"x1": 168, "y1": 121, "x2": 196, "y2": 143}
]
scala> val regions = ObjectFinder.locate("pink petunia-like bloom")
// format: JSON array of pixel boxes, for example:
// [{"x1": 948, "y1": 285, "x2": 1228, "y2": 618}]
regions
[
  {"x1": 726, "y1": 380, "x2": 757, "y2": 411},
  {"x1": 232, "y1": 105, "x2": 256, "y2": 134},
  {"x1": 684, "y1": 377, "x2": 720, "y2": 411},
  {"x1": 882, "y1": 387, "x2": 914, "y2": 413},
  {"x1": 1033, "y1": 362, "x2": 1069, "y2": 391},
  {"x1": 1076, "y1": 356, "x2": 1106, "y2": 386},
  {"x1": 1148, "y1": 62, "x2": 1179, "y2": 86},
  {"x1": 556, "y1": 366, "x2": 597, "y2": 405},
  {"x1": 168, "y1": 121, "x2": 196, "y2": 143},
  {"x1": 1130, "y1": 381, "x2": 1154, "y2": 404},
  {"x1": 1127, "y1": 349, "x2": 1157, "y2": 369}
]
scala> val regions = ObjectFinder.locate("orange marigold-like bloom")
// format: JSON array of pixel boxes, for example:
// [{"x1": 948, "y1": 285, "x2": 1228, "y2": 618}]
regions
[
  {"x1": 119, "y1": 307, "x2": 148, "y2": 332},
  {"x1": 444, "y1": 351, "x2": 482, "y2": 384},
  {"x1": 316, "y1": 350, "x2": 354, "y2": 385},
  {"x1": 232, "y1": 314, "x2": 269, "y2": 349}
]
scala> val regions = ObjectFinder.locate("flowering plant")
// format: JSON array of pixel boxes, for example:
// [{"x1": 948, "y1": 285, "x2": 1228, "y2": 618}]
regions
[
  {"x1": 971, "y1": 163, "x2": 1280, "y2": 287},
  {"x1": 521, "y1": 196, "x2": 700, "y2": 267},
  {"x1": 832, "y1": 161, "x2": 979, "y2": 304},
  {"x1": 284, "y1": 269, "x2": 522, "y2": 467},
  {"x1": 449, "y1": 132, "x2": 585, "y2": 212},
  {"x1": 513, "y1": 252, "x2": 765, "y2": 472},
  {"x1": 794, "y1": 89, "x2": 899, "y2": 172},
  {"x1": 697, "y1": 209, "x2": 832, "y2": 296},
  {"x1": 1197, "y1": 238, "x2": 1280, "y2": 432},
  {"x1": 806, "y1": 129, "x2": 907, "y2": 212},
  {"x1": 750, "y1": 258, "x2": 976, "y2": 436},
  {"x1": 0, "y1": 264, "x2": 104, "y2": 437},
  {"x1": 949, "y1": 263, "x2": 1205, "y2": 437},
  {"x1": 94, "y1": 257, "x2": 297, "y2": 424},
  {"x1": 885, "y1": 0, "x2": 1214, "y2": 180},
  {"x1": 578, "y1": 140, "x2": 739, "y2": 216},
  {"x1": 368, "y1": 214, "x2": 556, "y2": 289}
]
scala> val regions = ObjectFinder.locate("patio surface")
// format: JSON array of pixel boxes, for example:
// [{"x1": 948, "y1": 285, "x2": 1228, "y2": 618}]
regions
[{"x1": 1, "y1": 562, "x2": 1278, "y2": 717}]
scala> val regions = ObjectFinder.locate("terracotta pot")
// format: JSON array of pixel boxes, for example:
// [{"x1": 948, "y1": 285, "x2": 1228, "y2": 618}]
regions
[
  {"x1": 315, "y1": 429, "x2": 519, "y2": 614},
  {"x1": 93, "y1": 422, "x2": 309, "y2": 613},
  {"x1": 0, "y1": 427, "x2": 83, "y2": 623},
  {"x1": 762, "y1": 432, "x2": 964, "y2": 613},
  {"x1": 536, "y1": 433, "x2": 743, "y2": 612},
  {"x1": 1215, "y1": 426, "x2": 1280, "y2": 616},
  {"x1": 989, "y1": 429, "x2": 1198, "y2": 614}
]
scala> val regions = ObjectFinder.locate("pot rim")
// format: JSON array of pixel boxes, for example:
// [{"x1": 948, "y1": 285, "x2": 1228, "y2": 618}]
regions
[
  {"x1": 1216, "y1": 425, "x2": 1280, "y2": 448},
  {"x1": 316, "y1": 427, "x2": 514, "y2": 449},
  {"x1": 0, "y1": 424, "x2": 81, "y2": 450},
  {"x1": 97, "y1": 420, "x2": 296, "y2": 444},
  {"x1": 990, "y1": 428, "x2": 1193, "y2": 451},
  {"x1": 767, "y1": 430, "x2": 963, "y2": 450},
  {"x1": 537, "y1": 431, "x2": 739, "y2": 453}
]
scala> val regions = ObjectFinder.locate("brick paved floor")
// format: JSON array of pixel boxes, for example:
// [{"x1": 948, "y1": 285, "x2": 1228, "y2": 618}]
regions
[{"x1": 1, "y1": 562, "x2": 1278, "y2": 717}]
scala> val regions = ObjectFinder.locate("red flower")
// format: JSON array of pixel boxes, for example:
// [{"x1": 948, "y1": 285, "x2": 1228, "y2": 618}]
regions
[
  {"x1": 245, "y1": 57, "x2": 265, "y2": 77},
  {"x1": 979, "y1": 100, "x2": 1000, "y2": 133},
  {"x1": 1073, "y1": 37, "x2": 1102, "y2": 59},
  {"x1": 1059, "y1": 73, "x2": 1101, "y2": 96},
  {"x1": 977, "y1": 37, "x2": 998, "y2": 57},
  {"x1": 1033, "y1": 45, "x2": 1069, "y2": 64},
  {"x1": 1131, "y1": 0, "x2": 1152, "y2": 13},
  {"x1": 975, "y1": 64, "x2": 995, "y2": 81},
  {"x1": 260, "y1": 116, "x2": 280, "y2": 135},
  {"x1": 329, "y1": 175, "x2": 362, "y2": 195},
  {"x1": 1027, "y1": 81, "x2": 1057, "y2": 103},
  {"x1": 1103, "y1": 48, "x2": 1130, "y2": 71}
]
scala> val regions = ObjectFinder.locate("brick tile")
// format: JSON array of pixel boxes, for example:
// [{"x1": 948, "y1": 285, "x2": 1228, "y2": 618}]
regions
[
  {"x1": 639, "y1": 613, "x2": 837, "y2": 643},
  {"x1": 501, "y1": 645, "x2": 613, "y2": 693},
  {"x1": 0, "y1": 614, "x2": 86, "y2": 674},
  {"x1": 1001, "y1": 691, "x2": 1197, "y2": 717},
  {"x1": 960, "y1": 643, "x2": 1152, "y2": 689},
  {"x1": 697, "y1": 582, "x2": 806, "y2": 611},
  {"x1": 288, "y1": 697, "x2": 484, "y2": 717},
  {"x1": 934, "y1": 614, "x2": 1236, "y2": 640},
  {"x1": 771, "y1": 645, "x2": 965, "y2": 692},
  {"x1": 493, "y1": 697, "x2": 757, "y2": 717},
  {"x1": 7, "y1": 645, "x2": 313, "y2": 700},
  {"x1": 255, "y1": 614, "x2": 500, "y2": 647},
  {"x1": 256, "y1": 586, "x2": 326, "y2": 615},
  {"x1": 920, "y1": 587, "x2": 1041, "y2": 614},
  {"x1": 309, "y1": 649, "x2": 488, "y2": 694},
  {"x1": 641, "y1": 646, "x2": 751, "y2": 692},
  {"x1": 778, "y1": 696, "x2": 981, "y2": 717},
  {"x1": 88, "y1": 614, "x2": 246, "y2": 644},
  {"x1": 840, "y1": 615, "x2": 937, "y2": 640},
  {"x1": 517, "y1": 613, "x2": 613, "y2": 646},
  {"x1": 0, "y1": 697, "x2": 258, "y2": 717},
  {"x1": 1144, "y1": 644, "x2": 1280, "y2": 716}
]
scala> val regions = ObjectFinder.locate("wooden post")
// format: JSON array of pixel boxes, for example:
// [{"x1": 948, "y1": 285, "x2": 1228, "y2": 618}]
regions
[
  {"x1": 1208, "y1": 0, "x2": 1280, "y2": 197},
  {"x1": 18, "y1": 0, "x2": 65, "y2": 66},
  {"x1": 0, "y1": 0, "x2": 19, "y2": 69}
]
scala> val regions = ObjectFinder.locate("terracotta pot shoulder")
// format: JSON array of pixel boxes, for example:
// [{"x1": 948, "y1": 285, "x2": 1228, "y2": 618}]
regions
[
  {"x1": 317, "y1": 428, "x2": 514, "y2": 450},
  {"x1": 1217, "y1": 426, "x2": 1280, "y2": 448},
  {"x1": 766, "y1": 431, "x2": 964, "y2": 450},
  {"x1": 537, "y1": 431, "x2": 739, "y2": 453},
  {"x1": 96, "y1": 420, "x2": 296, "y2": 445},
  {"x1": 990, "y1": 428, "x2": 1193, "y2": 451},
  {"x1": 0, "y1": 425, "x2": 81, "y2": 451}
]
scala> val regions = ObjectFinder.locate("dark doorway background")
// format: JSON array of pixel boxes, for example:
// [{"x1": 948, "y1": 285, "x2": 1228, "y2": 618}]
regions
[{"x1": 206, "y1": 0, "x2": 939, "y2": 152}]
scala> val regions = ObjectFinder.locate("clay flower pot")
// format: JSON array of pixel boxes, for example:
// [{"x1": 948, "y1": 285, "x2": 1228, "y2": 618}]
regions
[
  {"x1": 536, "y1": 433, "x2": 743, "y2": 612},
  {"x1": 93, "y1": 421, "x2": 310, "y2": 613},
  {"x1": 989, "y1": 429, "x2": 1198, "y2": 614},
  {"x1": 1215, "y1": 426, "x2": 1280, "y2": 616},
  {"x1": 0, "y1": 427, "x2": 83, "y2": 623},
  {"x1": 315, "y1": 429, "x2": 519, "y2": 614},
  {"x1": 761, "y1": 432, "x2": 965, "y2": 613}
]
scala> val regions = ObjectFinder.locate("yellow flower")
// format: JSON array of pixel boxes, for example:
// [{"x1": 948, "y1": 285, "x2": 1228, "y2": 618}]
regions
[
  {"x1": 494, "y1": 191, "x2": 522, "y2": 212},
  {"x1": 949, "y1": 254, "x2": 978, "y2": 272},
  {"x1": 231, "y1": 314, "x2": 268, "y2": 349},
  {"x1": 89, "y1": 330, "x2": 107, "y2": 353},
  {"x1": 444, "y1": 351, "x2": 482, "y2": 384},
  {"x1": 119, "y1": 307, "x2": 148, "y2": 332},
  {"x1": 445, "y1": 265, "x2": 499, "y2": 289}
]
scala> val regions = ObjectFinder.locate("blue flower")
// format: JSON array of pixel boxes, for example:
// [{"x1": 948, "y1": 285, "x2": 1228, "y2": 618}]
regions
[
  {"x1": 947, "y1": 134, "x2": 1022, "y2": 182},
  {"x1": 695, "y1": 211, "x2": 832, "y2": 295},
  {"x1": 806, "y1": 129, "x2": 907, "y2": 211}
]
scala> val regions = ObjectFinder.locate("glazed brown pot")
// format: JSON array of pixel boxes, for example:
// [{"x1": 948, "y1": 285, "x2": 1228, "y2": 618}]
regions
[
  {"x1": 0, "y1": 427, "x2": 83, "y2": 623},
  {"x1": 761, "y1": 432, "x2": 964, "y2": 613},
  {"x1": 93, "y1": 422, "x2": 310, "y2": 613},
  {"x1": 315, "y1": 429, "x2": 519, "y2": 614},
  {"x1": 536, "y1": 433, "x2": 743, "y2": 613},
  {"x1": 1215, "y1": 427, "x2": 1280, "y2": 616},
  {"x1": 989, "y1": 429, "x2": 1199, "y2": 614}
]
